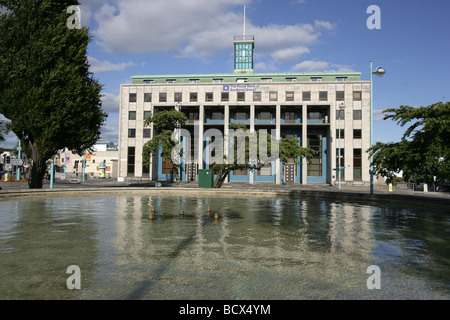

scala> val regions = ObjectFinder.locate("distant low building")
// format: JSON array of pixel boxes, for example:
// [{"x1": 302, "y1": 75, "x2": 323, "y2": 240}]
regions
[{"x1": 58, "y1": 142, "x2": 119, "y2": 179}]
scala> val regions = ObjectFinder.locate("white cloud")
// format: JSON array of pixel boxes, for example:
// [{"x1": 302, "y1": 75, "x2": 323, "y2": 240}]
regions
[
  {"x1": 270, "y1": 46, "x2": 310, "y2": 63},
  {"x1": 314, "y1": 20, "x2": 334, "y2": 30},
  {"x1": 373, "y1": 109, "x2": 386, "y2": 121},
  {"x1": 100, "y1": 120, "x2": 119, "y2": 144},
  {"x1": 100, "y1": 93, "x2": 120, "y2": 114},
  {"x1": 291, "y1": 60, "x2": 355, "y2": 72},
  {"x1": 91, "y1": 0, "x2": 334, "y2": 66},
  {"x1": 88, "y1": 56, "x2": 136, "y2": 73}
]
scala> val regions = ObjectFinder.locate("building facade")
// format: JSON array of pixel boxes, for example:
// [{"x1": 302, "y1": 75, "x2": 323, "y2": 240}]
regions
[{"x1": 118, "y1": 35, "x2": 371, "y2": 186}]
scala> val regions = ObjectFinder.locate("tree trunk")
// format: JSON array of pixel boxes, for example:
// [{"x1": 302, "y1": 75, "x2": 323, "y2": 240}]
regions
[
  {"x1": 28, "y1": 142, "x2": 46, "y2": 189},
  {"x1": 214, "y1": 168, "x2": 231, "y2": 188}
]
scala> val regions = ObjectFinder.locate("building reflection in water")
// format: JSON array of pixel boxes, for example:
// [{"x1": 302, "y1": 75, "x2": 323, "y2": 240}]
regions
[{"x1": 112, "y1": 194, "x2": 376, "y2": 297}]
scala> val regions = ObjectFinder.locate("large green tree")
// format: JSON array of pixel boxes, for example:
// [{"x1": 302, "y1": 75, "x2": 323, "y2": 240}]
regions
[
  {"x1": 0, "y1": 0, "x2": 107, "y2": 188},
  {"x1": 369, "y1": 101, "x2": 450, "y2": 184}
]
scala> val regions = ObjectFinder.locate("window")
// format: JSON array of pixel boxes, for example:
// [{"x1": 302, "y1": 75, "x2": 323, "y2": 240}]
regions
[
  {"x1": 336, "y1": 91, "x2": 345, "y2": 101},
  {"x1": 269, "y1": 91, "x2": 277, "y2": 101},
  {"x1": 286, "y1": 91, "x2": 294, "y2": 102},
  {"x1": 336, "y1": 77, "x2": 348, "y2": 82},
  {"x1": 319, "y1": 91, "x2": 328, "y2": 101},
  {"x1": 159, "y1": 93, "x2": 167, "y2": 102},
  {"x1": 261, "y1": 78, "x2": 272, "y2": 82},
  {"x1": 161, "y1": 157, "x2": 174, "y2": 175},
  {"x1": 144, "y1": 93, "x2": 152, "y2": 102},
  {"x1": 253, "y1": 91, "x2": 261, "y2": 101},
  {"x1": 336, "y1": 148, "x2": 345, "y2": 180},
  {"x1": 211, "y1": 111, "x2": 224, "y2": 120},
  {"x1": 310, "y1": 77, "x2": 322, "y2": 82},
  {"x1": 233, "y1": 169, "x2": 248, "y2": 176},
  {"x1": 237, "y1": 92, "x2": 245, "y2": 101},
  {"x1": 258, "y1": 162, "x2": 272, "y2": 176},
  {"x1": 188, "y1": 111, "x2": 199, "y2": 121},
  {"x1": 353, "y1": 149, "x2": 362, "y2": 181},
  {"x1": 128, "y1": 129, "x2": 136, "y2": 138},
  {"x1": 286, "y1": 78, "x2": 297, "y2": 82},
  {"x1": 127, "y1": 147, "x2": 135, "y2": 175},
  {"x1": 128, "y1": 111, "x2": 136, "y2": 120},
  {"x1": 144, "y1": 111, "x2": 152, "y2": 121},
  {"x1": 353, "y1": 91, "x2": 362, "y2": 101},
  {"x1": 234, "y1": 111, "x2": 248, "y2": 120},
  {"x1": 308, "y1": 111, "x2": 323, "y2": 120},
  {"x1": 258, "y1": 111, "x2": 273, "y2": 120},
  {"x1": 205, "y1": 92, "x2": 214, "y2": 102},
  {"x1": 336, "y1": 129, "x2": 345, "y2": 139},
  {"x1": 190, "y1": 92, "x2": 198, "y2": 102},
  {"x1": 143, "y1": 129, "x2": 151, "y2": 138},
  {"x1": 302, "y1": 91, "x2": 311, "y2": 101},
  {"x1": 353, "y1": 129, "x2": 362, "y2": 139},
  {"x1": 336, "y1": 109, "x2": 345, "y2": 120},
  {"x1": 189, "y1": 79, "x2": 200, "y2": 83},
  {"x1": 307, "y1": 135, "x2": 323, "y2": 177},
  {"x1": 213, "y1": 79, "x2": 223, "y2": 83},
  {"x1": 237, "y1": 78, "x2": 248, "y2": 83},
  {"x1": 221, "y1": 92, "x2": 229, "y2": 102},
  {"x1": 129, "y1": 93, "x2": 137, "y2": 103},
  {"x1": 143, "y1": 80, "x2": 153, "y2": 84},
  {"x1": 283, "y1": 110, "x2": 297, "y2": 121},
  {"x1": 166, "y1": 79, "x2": 176, "y2": 84},
  {"x1": 174, "y1": 92, "x2": 182, "y2": 102},
  {"x1": 353, "y1": 110, "x2": 362, "y2": 120}
]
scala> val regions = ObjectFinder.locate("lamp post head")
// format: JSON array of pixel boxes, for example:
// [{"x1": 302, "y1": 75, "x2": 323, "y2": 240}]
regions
[
  {"x1": 373, "y1": 66, "x2": 386, "y2": 77},
  {"x1": 339, "y1": 103, "x2": 346, "y2": 110}
]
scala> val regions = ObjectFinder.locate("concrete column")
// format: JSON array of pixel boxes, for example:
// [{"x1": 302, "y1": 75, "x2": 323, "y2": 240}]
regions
[
  {"x1": 275, "y1": 104, "x2": 281, "y2": 185},
  {"x1": 302, "y1": 105, "x2": 308, "y2": 185},
  {"x1": 249, "y1": 104, "x2": 255, "y2": 184},
  {"x1": 224, "y1": 105, "x2": 230, "y2": 184},
  {"x1": 198, "y1": 105, "x2": 205, "y2": 169}
]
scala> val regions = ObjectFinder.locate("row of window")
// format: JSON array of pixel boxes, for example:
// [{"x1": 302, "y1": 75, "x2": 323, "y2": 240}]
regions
[
  {"x1": 127, "y1": 146, "x2": 363, "y2": 181},
  {"x1": 128, "y1": 127, "x2": 362, "y2": 140},
  {"x1": 129, "y1": 91, "x2": 363, "y2": 104},
  {"x1": 336, "y1": 148, "x2": 363, "y2": 181},
  {"x1": 336, "y1": 129, "x2": 362, "y2": 139},
  {"x1": 141, "y1": 77, "x2": 349, "y2": 85},
  {"x1": 128, "y1": 109, "x2": 363, "y2": 122}
]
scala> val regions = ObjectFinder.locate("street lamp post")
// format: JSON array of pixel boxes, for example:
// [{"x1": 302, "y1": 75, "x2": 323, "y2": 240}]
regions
[
  {"x1": 17, "y1": 140, "x2": 21, "y2": 181},
  {"x1": 370, "y1": 61, "x2": 386, "y2": 194},
  {"x1": 338, "y1": 103, "x2": 346, "y2": 190}
]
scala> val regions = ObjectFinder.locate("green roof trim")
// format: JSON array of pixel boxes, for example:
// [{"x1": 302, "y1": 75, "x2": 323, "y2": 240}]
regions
[{"x1": 130, "y1": 72, "x2": 362, "y2": 84}]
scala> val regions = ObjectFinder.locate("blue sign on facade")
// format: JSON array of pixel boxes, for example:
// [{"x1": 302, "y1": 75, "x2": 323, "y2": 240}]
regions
[{"x1": 223, "y1": 84, "x2": 261, "y2": 92}]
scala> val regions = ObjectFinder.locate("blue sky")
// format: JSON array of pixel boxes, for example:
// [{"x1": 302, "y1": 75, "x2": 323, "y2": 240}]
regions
[{"x1": 2, "y1": 0, "x2": 449, "y2": 148}]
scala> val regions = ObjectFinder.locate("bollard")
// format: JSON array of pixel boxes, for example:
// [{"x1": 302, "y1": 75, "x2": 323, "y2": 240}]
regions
[
  {"x1": 179, "y1": 210, "x2": 184, "y2": 217},
  {"x1": 214, "y1": 212, "x2": 219, "y2": 220},
  {"x1": 389, "y1": 183, "x2": 393, "y2": 192},
  {"x1": 148, "y1": 213, "x2": 154, "y2": 220}
]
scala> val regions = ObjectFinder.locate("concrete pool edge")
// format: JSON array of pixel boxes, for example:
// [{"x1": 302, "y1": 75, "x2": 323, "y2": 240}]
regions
[{"x1": 1, "y1": 186, "x2": 449, "y2": 206}]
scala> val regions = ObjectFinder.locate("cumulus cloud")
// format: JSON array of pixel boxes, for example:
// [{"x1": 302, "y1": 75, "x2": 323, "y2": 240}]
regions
[
  {"x1": 292, "y1": 60, "x2": 355, "y2": 73},
  {"x1": 100, "y1": 120, "x2": 119, "y2": 144},
  {"x1": 88, "y1": 56, "x2": 136, "y2": 73},
  {"x1": 100, "y1": 92, "x2": 120, "y2": 114},
  {"x1": 90, "y1": 0, "x2": 334, "y2": 66}
]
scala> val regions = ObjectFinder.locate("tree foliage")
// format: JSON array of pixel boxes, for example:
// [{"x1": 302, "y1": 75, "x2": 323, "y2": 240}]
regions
[
  {"x1": 142, "y1": 109, "x2": 187, "y2": 183},
  {"x1": 0, "y1": 0, "x2": 107, "y2": 188},
  {"x1": 369, "y1": 101, "x2": 450, "y2": 184},
  {"x1": 211, "y1": 124, "x2": 314, "y2": 188}
]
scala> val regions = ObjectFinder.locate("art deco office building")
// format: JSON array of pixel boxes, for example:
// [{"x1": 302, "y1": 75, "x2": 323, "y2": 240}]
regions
[{"x1": 118, "y1": 34, "x2": 371, "y2": 185}]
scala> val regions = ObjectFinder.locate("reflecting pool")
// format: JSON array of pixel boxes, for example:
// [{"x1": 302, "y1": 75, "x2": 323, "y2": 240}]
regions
[{"x1": 1, "y1": 193, "x2": 449, "y2": 299}]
